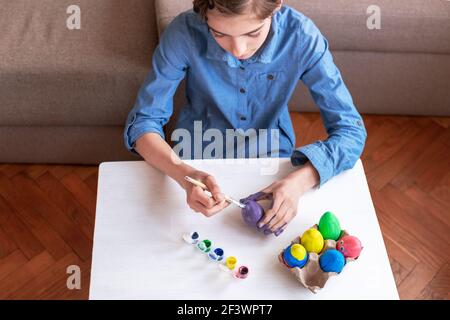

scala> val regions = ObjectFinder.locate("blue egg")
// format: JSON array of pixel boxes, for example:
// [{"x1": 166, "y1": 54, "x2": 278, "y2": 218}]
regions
[
  {"x1": 282, "y1": 244, "x2": 308, "y2": 268},
  {"x1": 319, "y1": 249, "x2": 345, "y2": 273}
]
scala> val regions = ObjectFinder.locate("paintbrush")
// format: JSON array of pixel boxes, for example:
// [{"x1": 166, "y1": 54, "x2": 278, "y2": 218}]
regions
[{"x1": 184, "y1": 176, "x2": 246, "y2": 208}]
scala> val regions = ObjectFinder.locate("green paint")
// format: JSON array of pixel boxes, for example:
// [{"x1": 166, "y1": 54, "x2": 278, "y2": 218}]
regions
[{"x1": 198, "y1": 239, "x2": 212, "y2": 253}]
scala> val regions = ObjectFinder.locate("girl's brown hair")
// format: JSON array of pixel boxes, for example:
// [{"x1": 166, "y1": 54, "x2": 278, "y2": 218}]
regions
[{"x1": 193, "y1": 0, "x2": 281, "y2": 20}]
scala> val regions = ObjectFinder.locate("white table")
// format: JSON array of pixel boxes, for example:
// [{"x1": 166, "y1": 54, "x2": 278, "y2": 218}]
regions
[{"x1": 89, "y1": 158, "x2": 399, "y2": 300}]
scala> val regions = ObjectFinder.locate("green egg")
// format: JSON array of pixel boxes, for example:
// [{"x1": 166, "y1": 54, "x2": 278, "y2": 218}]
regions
[{"x1": 318, "y1": 211, "x2": 341, "y2": 241}]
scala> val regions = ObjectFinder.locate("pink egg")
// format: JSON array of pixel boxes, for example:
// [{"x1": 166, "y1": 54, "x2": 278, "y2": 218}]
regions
[{"x1": 336, "y1": 235, "x2": 362, "y2": 259}]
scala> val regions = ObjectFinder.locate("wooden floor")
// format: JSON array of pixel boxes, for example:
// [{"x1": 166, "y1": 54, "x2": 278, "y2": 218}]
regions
[{"x1": 0, "y1": 113, "x2": 449, "y2": 300}]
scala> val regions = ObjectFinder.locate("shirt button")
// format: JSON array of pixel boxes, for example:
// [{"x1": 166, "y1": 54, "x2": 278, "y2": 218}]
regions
[
  {"x1": 240, "y1": 116, "x2": 247, "y2": 121},
  {"x1": 240, "y1": 66, "x2": 245, "y2": 70},
  {"x1": 240, "y1": 88, "x2": 246, "y2": 94},
  {"x1": 267, "y1": 74, "x2": 274, "y2": 80}
]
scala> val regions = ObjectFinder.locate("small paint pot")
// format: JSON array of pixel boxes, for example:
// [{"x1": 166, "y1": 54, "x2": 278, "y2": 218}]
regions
[
  {"x1": 182, "y1": 232, "x2": 199, "y2": 244},
  {"x1": 197, "y1": 239, "x2": 212, "y2": 253},
  {"x1": 208, "y1": 248, "x2": 224, "y2": 261},
  {"x1": 225, "y1": 256, "x2": 237, "y2": 270},
  {"x1": 219, "y1": 256, "x2": 237, "y2": 272},
  {"x1": 234, "y1": 266, "x2": 249, "y2": 279}
]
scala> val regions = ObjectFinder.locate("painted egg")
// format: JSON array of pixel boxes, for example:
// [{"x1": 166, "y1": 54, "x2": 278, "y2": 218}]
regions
[
  {"x1": 240, "y1": 194, "x2": 281, "y2": 235},
  {"x1": 240, "y1": 200, "x2": 264, "y2": 227},
  {"x1": 283, "y1": 244, "x2": 308, "y2": 268},
  {"x1": 336, "y1": 235, "x2": 363, "y2": 259},
  {"x1": 318, "y1": 211, "x2": 341, "y2": 240},
  {"x1": 319, "y1": 249, "x2": 345, "y2": 273},
  {"x1": 300, "y1": 228, "x2": 324, "y2": 254}
]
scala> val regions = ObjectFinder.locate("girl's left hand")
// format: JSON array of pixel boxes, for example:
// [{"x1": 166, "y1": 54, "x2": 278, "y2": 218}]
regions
[{"x1": 257, "y1": 161, "x2": 320, "y2": 234}]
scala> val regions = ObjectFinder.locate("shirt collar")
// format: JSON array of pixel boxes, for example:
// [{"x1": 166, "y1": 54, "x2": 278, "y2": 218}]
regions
[{"x1": 205, "y1": 11, "x2": 280, "y2": 67}]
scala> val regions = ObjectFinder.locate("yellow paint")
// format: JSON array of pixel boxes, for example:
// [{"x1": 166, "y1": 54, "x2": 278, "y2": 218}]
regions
[{"x1": 225, "y1": 256, "x2": 237, "y2": 270}]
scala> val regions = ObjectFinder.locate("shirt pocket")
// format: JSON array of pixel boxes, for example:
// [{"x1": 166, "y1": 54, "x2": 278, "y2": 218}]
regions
[
  {"x1": 254, "y1": 71, "x2": 286, "y2": 104},
  {"x1": 255, "y1": 71, "x2": 286, "y2": 82}
]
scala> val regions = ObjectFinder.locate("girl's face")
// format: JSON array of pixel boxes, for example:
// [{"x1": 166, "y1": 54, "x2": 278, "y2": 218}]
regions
[{"x1": 206, "y1": 8, "x2": 276, "y2": 60}]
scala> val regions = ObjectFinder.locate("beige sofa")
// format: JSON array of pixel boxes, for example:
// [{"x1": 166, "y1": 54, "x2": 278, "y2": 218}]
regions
[{"x1": 1, "y1": 0, "x2": 449, "y2": 164}]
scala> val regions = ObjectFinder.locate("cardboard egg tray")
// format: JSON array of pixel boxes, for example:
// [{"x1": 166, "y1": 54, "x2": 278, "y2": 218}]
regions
[{"x1": 278, "y1": 225, "x2": 358, "y2": 294}]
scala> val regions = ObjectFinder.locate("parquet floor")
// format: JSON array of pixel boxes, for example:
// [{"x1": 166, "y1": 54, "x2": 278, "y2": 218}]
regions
[{"x1": 0, "y1": 113, "x2": 449, "y2": 300}]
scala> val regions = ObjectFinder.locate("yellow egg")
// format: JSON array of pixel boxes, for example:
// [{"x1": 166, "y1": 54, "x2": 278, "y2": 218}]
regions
[
  {"x1": 301, "y1": 228, "x2": 324, "y2": 253},
  {"x1": 290, "y1": 244, "x2": 307, "y2": 260}
]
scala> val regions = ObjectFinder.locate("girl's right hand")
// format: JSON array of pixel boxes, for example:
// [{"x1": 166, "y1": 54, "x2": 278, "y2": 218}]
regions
[{"x1": 184, "y1": 170, "x2": 229, "y2": 217}]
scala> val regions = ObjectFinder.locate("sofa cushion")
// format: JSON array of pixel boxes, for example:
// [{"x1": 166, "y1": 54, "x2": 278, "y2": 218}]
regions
[
  {"x1": 0, "y1": 0, "x2": 158, "y2": 126},
  {"x1": 156, "y1": 0, "x2": 450, "y2": 54}
]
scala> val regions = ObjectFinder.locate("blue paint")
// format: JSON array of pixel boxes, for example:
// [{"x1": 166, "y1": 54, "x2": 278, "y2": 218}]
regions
[
  {"x1": 182, "y1": 232, "x2": 200, "y2": 244},
  {"x1": 208, "y1": 248, "x2": 224, "y2": 261}
]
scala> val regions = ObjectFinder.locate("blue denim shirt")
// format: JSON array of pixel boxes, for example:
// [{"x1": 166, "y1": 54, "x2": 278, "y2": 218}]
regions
[{"x1": 124, "y1": 6, "x2": 367, "y2": 187}]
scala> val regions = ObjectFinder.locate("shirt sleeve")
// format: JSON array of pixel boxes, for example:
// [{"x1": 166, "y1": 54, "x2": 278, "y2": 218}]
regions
[
  {"x1": 291, "y1": 19, "x2": 367, "y2": 187},
  {"x1": 123, "y1": 15, "x2": 190, "y2": 154}
]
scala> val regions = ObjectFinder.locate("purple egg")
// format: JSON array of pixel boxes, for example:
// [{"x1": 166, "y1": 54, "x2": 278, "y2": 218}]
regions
[
  {"x1": 241, "y1": 200, "x2": 264, "y2": 227},
  {"x1": 240, "y1": 192, "x2": 284, "y2": 236}
]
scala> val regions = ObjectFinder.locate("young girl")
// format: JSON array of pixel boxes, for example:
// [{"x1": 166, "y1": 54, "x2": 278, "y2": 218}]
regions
[{"x1": 124, "y1": 0, "x2": 367, "y2": 234}]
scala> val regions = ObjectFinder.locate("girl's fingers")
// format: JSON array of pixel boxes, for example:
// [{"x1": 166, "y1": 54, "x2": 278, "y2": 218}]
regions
[
  {"x1": 267, "y1": 201, "x2": 290, "y2": 230},
  {"x1": 271, "y1": 209, "x2": 294, "y2": 231},
  {"x1": 191, "y1": 186, "x2": 215, "y2": 208},
  {"x1": 206, "y1": 199, "x2": 230, "y2": 216},
  {"x1": 188, "y1": 200, "x2": 203, "y2": 213},
  {"x1": 194, "y1": 199, "x2": 229, "y2": 217},
  {"x1": 203, "y1": 175, "x2": 225, "y2": 202},
  {"x1": 258, "y1": 196, "x2": 283, "y2": 227},
  {"x1": 274, "y1": 223, "x2": 287, "y2": 236}
]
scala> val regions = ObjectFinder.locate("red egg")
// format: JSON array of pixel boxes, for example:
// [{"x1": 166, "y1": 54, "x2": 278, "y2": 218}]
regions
[{"x1": 336, "y1": 235, "x2": 362, "y2": 259}]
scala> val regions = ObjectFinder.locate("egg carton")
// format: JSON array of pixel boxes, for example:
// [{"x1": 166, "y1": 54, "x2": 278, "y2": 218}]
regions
[{"x1": 278, "y1": 225, "x2": 357, "y2": 294}]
